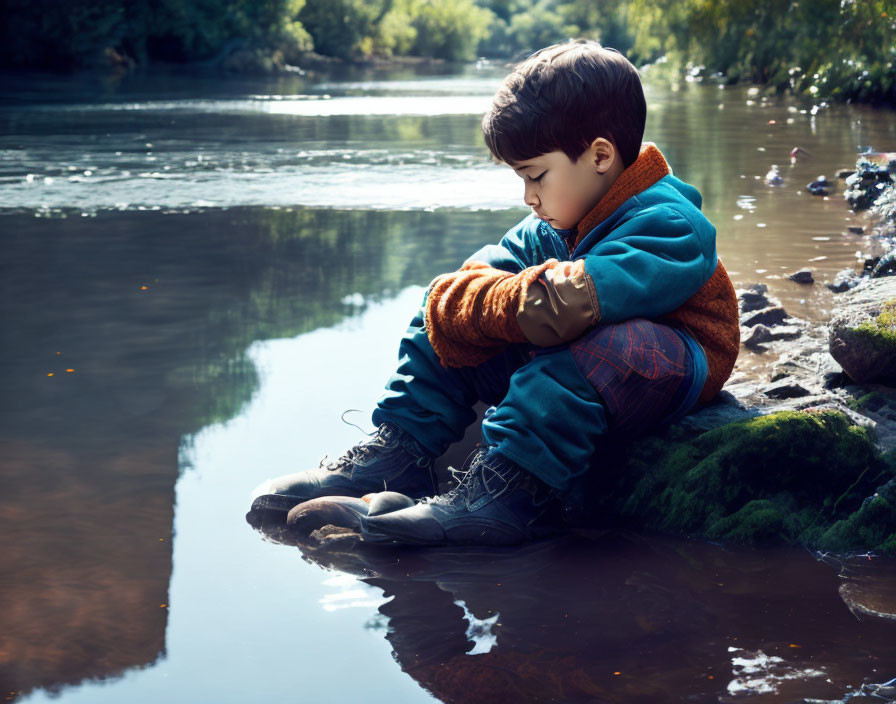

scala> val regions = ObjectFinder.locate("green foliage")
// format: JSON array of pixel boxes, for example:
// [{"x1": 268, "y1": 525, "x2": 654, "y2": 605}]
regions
[
  {"x1": 625, "y1": 0, "x2": 896, "y2": 104},
  {"x1": 407, "y1": 0, "x2": 494, "y2": 61},
  {"x1": 373, "y1": 2, "x2": 419, "y2": 56},
  {"x1": 298, "y1": 0, "x2": 390, "y2": 59},
  {"x1": 298, "y1": 0, "x2": 493, "y2": 61},
  {"x1": 3, "y1": 0, "x2": 894, "y2": 103},
  {"x1": 505, "y1": 1, "x2": 577, "y2": 56},
  {"x1": 559, "y1": 0, "x2": 635, "y2": 57},
  {"x1": 478, "y1": 0, "x2": 576, "y2": 58},
  {"x1": 0, "y1": 0, "x2": 313, "y2": 68}
]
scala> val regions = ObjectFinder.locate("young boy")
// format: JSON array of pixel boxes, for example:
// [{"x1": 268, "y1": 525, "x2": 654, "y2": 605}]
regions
[{"x1": 252, "y1": 40, "x2": 740, "y2": 545}]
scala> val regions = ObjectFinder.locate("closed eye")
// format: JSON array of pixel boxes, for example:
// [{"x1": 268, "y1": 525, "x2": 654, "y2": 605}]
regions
[{"x1": 529, "y1": 171, "x2": 547, "y2": 183}]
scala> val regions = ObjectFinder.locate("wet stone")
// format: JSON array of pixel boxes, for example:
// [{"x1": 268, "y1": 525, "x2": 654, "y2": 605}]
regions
[
  {"x1": 308, "y1": 525, "x2": 360, "y2": 548},
  {"x1": 807, "y1": 175, "x2": 833, "y2": 196},
  {"x1": 846, "y1": 188, "x2": 876, "y2": 210},
  {"x1": 788, "y1": 268, "x2": 814, "y2": 284},
  {"x1": 844, "y1": 157, "x2": 895, "y2": 212},
  {"x1": 744, "y1": 324, "x2": 803, "y2": 350},
  {"x1": 742, "y1": 306, "x2": 790, "y2": 327},
  {"x1": 738, "y1": 283, "x2": 770, "y2": 313},
  {"x1": 770, "y1": 360, "x2": 811, "y2": 382},
  {"x1": 828, "y1": 268, "x2": 862, "y2": 293},
  {"x1": 744, "y1": 324, "x2": 773, "y2": 349},
  {"x1": 763, "y1": 381, "x2": 812, "y2": 399},
  {"x1": 768, "y1": 325, "x2": 803, "y2": 341},
  {"x1": 823, "y1": 371, "x2": 849, "y2": 389},
  {"x1": 740, "y1": 290, "x2": 770, "y2": 313}
]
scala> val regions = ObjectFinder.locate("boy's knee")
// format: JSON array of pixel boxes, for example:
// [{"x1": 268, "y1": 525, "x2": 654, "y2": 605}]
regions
[
  {"x1": 572, "y1": 319, "x2": 687, "y2": 378},
  {"x1": 569, "y1": 319, "x2": 691, "y2": 434}
]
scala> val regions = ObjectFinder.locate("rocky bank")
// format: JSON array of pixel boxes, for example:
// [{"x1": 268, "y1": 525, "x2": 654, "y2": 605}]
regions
[
  {"x1": 614, "y1": 153, "x2": 896, "y2": 556},
  {"x1": 567, "y1": 270, "x2": 896, "y2": 557}
]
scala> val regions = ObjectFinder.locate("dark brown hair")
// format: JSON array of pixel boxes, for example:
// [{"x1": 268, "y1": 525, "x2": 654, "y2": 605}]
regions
[{"x1": 482, "y1": 40, "x2": 646, "y2": 168}]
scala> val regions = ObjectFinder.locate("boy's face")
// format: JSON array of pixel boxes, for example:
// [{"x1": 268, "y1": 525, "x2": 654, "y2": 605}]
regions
[{"x1": 511, "y1": 138, "x2": 623, "y2": 231}]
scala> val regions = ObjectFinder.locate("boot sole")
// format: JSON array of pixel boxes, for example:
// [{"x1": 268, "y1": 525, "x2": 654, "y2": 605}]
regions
[
  {"x1": 250, "y1": 493, "x2": 310, "y2": 514},
  {"x1": 359, "y1": 514, "x2": 561, "y2": 546}
]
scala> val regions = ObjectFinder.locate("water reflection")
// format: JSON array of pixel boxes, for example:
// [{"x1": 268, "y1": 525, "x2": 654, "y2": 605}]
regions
[
  {"x1": 3, "y1": 65, "x2": 895, "y2": 334},
  {"x1": 253, "y1": 527, "x2": 896, "y2": 704},
  {"x1": 2, "y1": 206, "x2": 507, "y2": 701},
  {"x1": 43, "y1": 95, "x2": 493, "y2": 116}
]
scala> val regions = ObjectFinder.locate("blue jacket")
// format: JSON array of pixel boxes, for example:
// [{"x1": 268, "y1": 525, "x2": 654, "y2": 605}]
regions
[{"x1": 468, "y1": 173, "x2": 717, "y2": 324}]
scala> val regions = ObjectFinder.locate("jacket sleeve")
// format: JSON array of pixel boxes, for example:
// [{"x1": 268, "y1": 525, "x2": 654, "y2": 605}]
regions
[
  {"x1": 423, "y1": 216, "x2": 565, "y2": 367},
  {"x1": 424, "y1": 260, "x2": 555, "y2": 367},
  {"x1": 517, "y1": 205, "x2": 716, "y2": 345}
]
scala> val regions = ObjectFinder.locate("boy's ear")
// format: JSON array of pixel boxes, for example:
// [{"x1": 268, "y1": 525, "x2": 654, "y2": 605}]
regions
[{"x1": 588, "y1": 138, "x2": 617, "y2": 174}]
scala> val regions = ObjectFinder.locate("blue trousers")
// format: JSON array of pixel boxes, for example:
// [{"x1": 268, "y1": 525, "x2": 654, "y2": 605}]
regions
[{"x1": 372, "y1": 306, "x2": 707, "y2": 494}]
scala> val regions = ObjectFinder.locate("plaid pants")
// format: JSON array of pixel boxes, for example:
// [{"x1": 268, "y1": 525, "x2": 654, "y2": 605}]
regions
[
  {"x1": 373, "y1": 309, "x2": 706, "y2": 493},
  {"x1": 568, "y1": 318, "x2": 699, "y2": 437}
]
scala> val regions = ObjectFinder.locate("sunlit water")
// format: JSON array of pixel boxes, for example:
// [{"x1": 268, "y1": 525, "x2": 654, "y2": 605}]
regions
[{"x1": 1, "y1": 63, "x2": 895, "y2": 703}]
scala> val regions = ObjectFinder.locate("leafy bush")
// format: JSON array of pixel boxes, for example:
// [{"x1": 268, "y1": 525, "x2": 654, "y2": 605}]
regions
[
  {"x1": 0, "y1": 0, "x2": 313, "y2": 68},
  {"x1": 298, "y1": 0, "x2": 391, "y2": 59},
  {"x1": 408, "y1": 0, "x2": 494, "y2": 61},
  {"x1": 625, "y1": 0, "x2": 896, "y2": 104},
  {"x1": 2, "y1": 0, "x2": 894, "y2": 105}
]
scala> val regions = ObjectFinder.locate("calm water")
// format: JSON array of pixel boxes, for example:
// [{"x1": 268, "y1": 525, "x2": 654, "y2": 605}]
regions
[{"x1": 1, "y1": 63, "x2": 895, "y2": 703}]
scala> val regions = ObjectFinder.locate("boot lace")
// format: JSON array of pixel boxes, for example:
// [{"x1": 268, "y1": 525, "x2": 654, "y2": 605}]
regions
[
  {"x1": 320, "y1": 423, "x2": 397, "y2": 472},
  {"x1": 425, "y1": 446, "x2": 521, "y2": 507},
  {"x1": 317, "y1": 420, "x2": 437, "y2": 495}
]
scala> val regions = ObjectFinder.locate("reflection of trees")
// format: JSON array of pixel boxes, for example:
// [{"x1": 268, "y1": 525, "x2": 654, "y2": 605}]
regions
[
  {"x1": 288, "y1": 534, "x2": 896, "y2": 704},
  {"x1": 1, "y1": 108, "x2": 489, "y2": 161},
  {"x1": 0, "y1": 440, "x2": 174, "y2": 699},
  {"x1": 0, "y1": 204, "x2": 517, "y2": 699}
]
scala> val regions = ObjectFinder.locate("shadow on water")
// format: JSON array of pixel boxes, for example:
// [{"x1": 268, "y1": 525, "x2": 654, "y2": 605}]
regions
[
  {"x1": 248, "y1": 521, "x2": 896, "y2": 704},
  {"x1": 0, "y1": 205, "x2": 513, "y2": 699}
]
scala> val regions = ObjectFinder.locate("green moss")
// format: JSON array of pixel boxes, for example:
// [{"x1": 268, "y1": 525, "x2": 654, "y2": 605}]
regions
[
  {"x1": 583, "y1": 410, "x2": 896, "y2": 555},
  {"x1": 847, "y1": 391, "x2": 886, "y2": 412},
  {"x1": 876, "y1": 299, "x2": 896, "y2": 328},
  {"x1": 705, "y1": 500, "x2": 791, "y2": 544},
  {"x1": 852, "y1": 299, "x2": 896, "y2": 354},
  {"x1": 818, "y1": 485, "x2": 896, "y2": 554}
]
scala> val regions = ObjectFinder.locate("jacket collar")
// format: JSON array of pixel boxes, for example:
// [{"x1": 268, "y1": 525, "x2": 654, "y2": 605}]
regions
[{"x1": 571, "y1": 142, "x2": 671, "y2": 249}]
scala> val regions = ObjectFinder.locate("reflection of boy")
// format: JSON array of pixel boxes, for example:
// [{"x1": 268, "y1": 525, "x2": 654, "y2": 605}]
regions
[{"x1": 253, "y1": 40, "x2": 740, "y2": 545}]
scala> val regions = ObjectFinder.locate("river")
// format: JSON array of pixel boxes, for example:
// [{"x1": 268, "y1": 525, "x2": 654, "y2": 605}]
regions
[{"x1": 1, "y1": 61, "x2": 895, "y2": 703}]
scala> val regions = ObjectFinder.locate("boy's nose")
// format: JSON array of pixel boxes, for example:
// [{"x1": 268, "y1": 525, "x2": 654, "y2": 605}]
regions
[{"x1": 524, "y1": 182, "x2": 540, "y2": 208}]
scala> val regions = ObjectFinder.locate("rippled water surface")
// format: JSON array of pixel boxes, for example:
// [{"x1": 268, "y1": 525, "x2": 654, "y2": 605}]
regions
[{"x1": 1, "y1": 63, "x2": 895, "y2": 703}]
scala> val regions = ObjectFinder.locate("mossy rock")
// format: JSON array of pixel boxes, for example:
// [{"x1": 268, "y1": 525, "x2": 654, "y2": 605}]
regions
[
  {"x1": 830, "y1": 297, "x2": 896, "y2": 385},
  {"x1": 578, "y1": 410, "x2": 896, "y2": 555}
]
